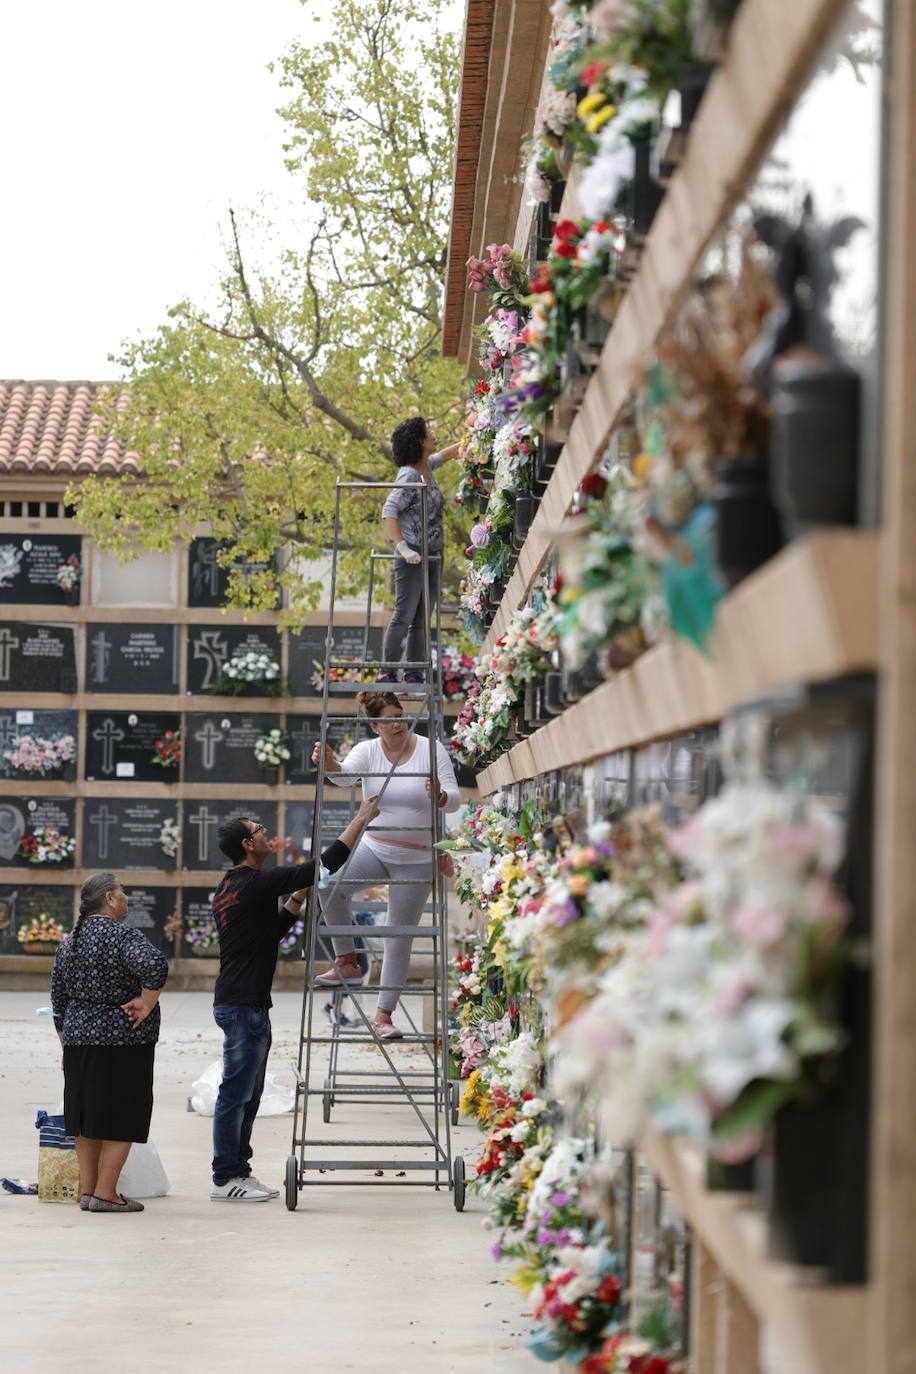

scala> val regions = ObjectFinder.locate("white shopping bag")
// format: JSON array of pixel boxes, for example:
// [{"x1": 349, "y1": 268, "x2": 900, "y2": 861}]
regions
[
  {"x1": 118, "y1": 1141, "x2": 170, "y2": 1198},
  {"x1": 189, "y1": 1060, "x2": 294, "y2": 1117}
]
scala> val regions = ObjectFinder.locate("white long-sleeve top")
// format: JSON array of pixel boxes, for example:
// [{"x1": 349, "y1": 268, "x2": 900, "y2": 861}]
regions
[{"x1": 328, "y1": 734, "x2": 462, "y2": 865}]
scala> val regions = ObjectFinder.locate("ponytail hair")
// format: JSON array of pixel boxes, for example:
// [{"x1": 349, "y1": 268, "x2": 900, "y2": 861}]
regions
[
  {"x1": 356, "y1": 690, "x2": 402, "y2": 717},
  {"x1": 69, "y1": 871, "x2": 119, "y2": 958}
]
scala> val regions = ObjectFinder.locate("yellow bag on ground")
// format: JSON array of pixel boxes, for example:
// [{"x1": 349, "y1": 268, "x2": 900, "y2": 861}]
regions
[{"x1": 35, "y1": 1112, "x2": 80, "y2": 1204}]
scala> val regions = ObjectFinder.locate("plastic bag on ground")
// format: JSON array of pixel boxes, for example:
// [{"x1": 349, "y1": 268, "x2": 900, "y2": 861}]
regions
[
  {"x1": 189, "y1": 1060, "x2": 294, "y2": 1117},
  {"x1": 117, "y1": 1141, "x2": 170, "y2": 1197}
]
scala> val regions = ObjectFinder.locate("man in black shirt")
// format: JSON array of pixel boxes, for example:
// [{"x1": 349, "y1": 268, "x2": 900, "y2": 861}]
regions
[{"x1": 209, "y1": 800, "x2": 376, "y2": 1202}]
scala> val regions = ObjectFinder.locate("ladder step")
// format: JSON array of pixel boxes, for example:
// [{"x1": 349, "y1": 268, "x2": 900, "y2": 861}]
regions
[
  {"x1": 306, "y1": 1033, "x2": 437, "y2": 1045},
  {"x1": 298, "y1": 1160, "x2": 446, "y2": 1171},
  {"x1": 301, "y1": 1138, "x2": 438, "y2": 1147},
  {"x1": 318, "y1": 924, "x2": 441, "y2": 936}
]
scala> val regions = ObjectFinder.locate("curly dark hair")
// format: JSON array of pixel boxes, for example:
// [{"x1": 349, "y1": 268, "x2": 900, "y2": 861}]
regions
[
  {"x1": 356, "y1": 690, "x2": 403, "y2": 717},
  {"x1": 391, "y1": 416, "x2": 428, "y2": 468}
]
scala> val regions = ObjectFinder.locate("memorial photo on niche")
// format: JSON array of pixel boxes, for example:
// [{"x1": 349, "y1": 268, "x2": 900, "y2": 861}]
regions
[
  {"x1": 185, "y1": 712, "x2": 284, "y2": 784},
  {"x1": 186, "y1": 537, "x2": 279, "y2": 609},
  {"x1": 0, "y1": 708, "x2": 78, "y2": 781},
  {"x1": 0, "y1": 798, "x2": 76, "y2": 869},
  {"x1": 82, "y1": 798, "x2": 179, "y2": 871},
  {"x1": 0, "y1": 534, "x2": 83, "y2": 606},
  {"x1": 287, "y1": 624, "x2": 383, "y2": 696},
  {"x1": 182, "y1": 801, "x2": 278, "y2": 871},
  {"x1": 84, "y1": 711, "x2": 181, "y2": 782},
  {"x1": 0, "y1": 883, "x2": 75, "y2": 956},
  {"x1": 85, "y1": 624, "x2": 180, "y2": 695},
  {"x1": 185, "y1": 624, "x2": 282, "y2": 696},
  {"x1": 0, "y1": 620, "x2": 77, "y2": 694}
]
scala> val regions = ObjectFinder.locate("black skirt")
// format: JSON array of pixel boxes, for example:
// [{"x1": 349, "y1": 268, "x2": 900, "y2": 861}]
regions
[{"x1": 63, "y1": 1043, "x2": 156, "y2": 1143}]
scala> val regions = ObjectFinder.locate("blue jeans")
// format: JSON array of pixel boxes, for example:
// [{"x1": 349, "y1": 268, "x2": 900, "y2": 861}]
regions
[{"x1": 211, "y1": 1005, "x2": 272, "y2": 1185}]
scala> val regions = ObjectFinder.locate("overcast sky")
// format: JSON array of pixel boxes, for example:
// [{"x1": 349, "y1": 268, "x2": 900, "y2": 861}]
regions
[{"x1": 0, "y1": 0, "x2": 326, "y2": 381}]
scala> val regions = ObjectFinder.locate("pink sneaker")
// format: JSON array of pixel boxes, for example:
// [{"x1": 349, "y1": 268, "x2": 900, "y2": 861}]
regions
[
  {"x1": 314, "y1": 960, "x2": 364, "y2": 987},
  {"x1": 373, "y1": 1020, "x2": 404, "y2": 1041}
]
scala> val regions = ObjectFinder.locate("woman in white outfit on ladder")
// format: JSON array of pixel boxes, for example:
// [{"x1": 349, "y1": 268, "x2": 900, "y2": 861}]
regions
[{"x1": 311, "y1": 690, "x2": 462, "y2": 1040}]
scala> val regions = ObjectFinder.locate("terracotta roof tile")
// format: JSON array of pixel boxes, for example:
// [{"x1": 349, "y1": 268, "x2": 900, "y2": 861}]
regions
[{"x1": 0, "y1": 381, "x2": 138, "y2": 475}]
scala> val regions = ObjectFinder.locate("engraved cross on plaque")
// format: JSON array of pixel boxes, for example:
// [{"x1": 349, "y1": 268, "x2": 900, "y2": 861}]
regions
[
  {"x1": 0, "y1": 628, "x2": 20, "y2": 682},
  {"x1": 0, "y1": 714, "x2": 19, "y2": 754},
  {"x1": 288, "y1": 721, "x2": 312, "y2": 774},
  {"x1": 91, "y1": 717, "x2": 126, "y2": 775},
  {"x1": 188, "y1": 805, "x2": 220, "y2": 863},
  {"x1": 192, "y1": 631, "x2": 228, "y2": 690},
  {"x1": 193, "y1": 721, "x2": 224, "y2": 771},
  {"x1": 89, "y1": 804, "x2": 118, "y2": 861},
  {"x1": 89, "y1": 630, "x2": 112, "y2": 684}
]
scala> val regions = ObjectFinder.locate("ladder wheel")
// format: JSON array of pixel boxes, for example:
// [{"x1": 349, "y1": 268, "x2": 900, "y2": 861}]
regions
[
  {"x1": 452, "y1": 1155, "x2": 466, "y2": 1212},
  {"x1": 285, "y1": 1154, "x2": 299, "y2": 1212},
  {"x1": 450, "y1": 1081, "x2": 460, "y2": 1127},
  {"x1": 322, "y1": 1078, "x2": 333, "y2": 1124}
]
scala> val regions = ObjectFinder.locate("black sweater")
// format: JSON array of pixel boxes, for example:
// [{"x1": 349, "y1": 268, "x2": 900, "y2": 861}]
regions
[{"x1": 211, "y1": 841, "x2": 350, "y2": 1008}]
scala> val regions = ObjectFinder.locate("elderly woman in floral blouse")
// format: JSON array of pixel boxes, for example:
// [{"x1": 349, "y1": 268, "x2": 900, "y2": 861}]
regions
[{"x1": 50, "y1": 872, "x2": 169, "y2": 1213}]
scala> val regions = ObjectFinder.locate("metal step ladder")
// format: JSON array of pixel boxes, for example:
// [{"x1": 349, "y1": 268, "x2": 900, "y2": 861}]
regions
[{"x1": 285, "y1": 478, "x2": 465, "y2": 1212}]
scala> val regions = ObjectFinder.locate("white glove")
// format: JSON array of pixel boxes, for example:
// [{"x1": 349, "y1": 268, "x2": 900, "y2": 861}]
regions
[{"x1": 396, "y1": 541, "x2": 422, "y2": 565}]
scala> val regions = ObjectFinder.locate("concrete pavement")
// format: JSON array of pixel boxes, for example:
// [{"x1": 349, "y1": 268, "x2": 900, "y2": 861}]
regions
[{"x1": 0, "y1": 990, "x2": 535, "y2": 1373}]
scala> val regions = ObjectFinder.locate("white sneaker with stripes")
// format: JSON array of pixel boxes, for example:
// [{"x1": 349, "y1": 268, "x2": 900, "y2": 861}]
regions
[
  {"x1": 245, "y1": 1174, "x2": 279, "y2": 1198},
  {"x1": 210, "y1": 1176, "x2": 271, "y2": 1202}
]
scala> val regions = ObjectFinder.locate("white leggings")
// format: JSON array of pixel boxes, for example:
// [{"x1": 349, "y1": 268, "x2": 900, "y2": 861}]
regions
[{"x1": 318, "y1": 842, "x2": 433, "y2": 1013}]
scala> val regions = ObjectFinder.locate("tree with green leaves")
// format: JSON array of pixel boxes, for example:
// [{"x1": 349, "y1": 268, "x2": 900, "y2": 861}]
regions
[{"x1": 71, "y1": 0, "x2": 465, "y2": 621}]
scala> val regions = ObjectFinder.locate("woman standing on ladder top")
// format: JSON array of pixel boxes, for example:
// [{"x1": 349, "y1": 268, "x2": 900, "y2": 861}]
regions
[
  {"x1": 378, "y1": 416, "x2": 461, "y2": 684},
  {"x1": 311, "y1": 690, "x2": 462, "y2": 1040}
]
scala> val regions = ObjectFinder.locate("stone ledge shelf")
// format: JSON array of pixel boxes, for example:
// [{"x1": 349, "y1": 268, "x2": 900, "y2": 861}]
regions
[{"x1": 476, "y1": 529, "x2": 878, "y2": 792}]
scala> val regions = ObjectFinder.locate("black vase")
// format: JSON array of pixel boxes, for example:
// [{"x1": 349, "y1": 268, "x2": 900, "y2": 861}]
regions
[
  {"x1": 628, "y1": 139, "x2": 665, "y2": 240},
  {"x1": 535, "y1": 433, "x2": 563, "y2": 490},
  {"x1": 770, "y1": 359, "x2": 860, "y2": 532},
  {"x1": 655, "y1": 62, "x2": 714, "y2": 180},
  {"x1": 549, "y1": 179, "x2": 566, "y2": 214},
  {"x1": 512, "y1": 495, "x2": 538, "y2": 552},
  {"x1": 534, "y1": 200, "x2": 554, "y2": 260},
  {"x1": 543, "y1": 670, "x2": 564, "y2": 715},
  {"x1": 713, "y1": 455, "x2": 783, "y2": 588},
  {"x1": 574, "y1": 302, "x2": 611, "y2": 369}
]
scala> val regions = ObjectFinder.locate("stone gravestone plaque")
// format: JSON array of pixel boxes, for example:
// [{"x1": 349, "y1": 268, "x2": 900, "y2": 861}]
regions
[
  {"x1": 0, "y1": 535, "x2": 83, "y2": 606},
  {"x1": 0, "y1": 883, "x2": 75, "y2": 955},
  {"x1": 0, "y1": 797, "x2": 76, "y2": 869},
  {"x1": 187, "y1": 538, "x2": 279, "y2": 609},
  {"x1": 288, "y1": 625, "x2": 384, "y2": 696},
  {"x1": 82, "y1": 798, "x2": 178, "y2": 871},
  {"x1": 85, "y1": 624, "x2": 180, "y2": 695},
  {"x1": 0, "y1": 621, "x2": 77, "y2": 693},
  {"x1": 123, "y1": 886, "x2": 176, "y2": 955},
  {"x1": 283, "y1": 799, "x2": 357, "y2": 857},
  {"x1": 285, "y1": 714, "x2": 373, "y2": 785},
  {"x1": 0, "y1": 708, "x2": 78, "y2": 780},
  {"x1": 439, "y1": 715, "x2": 477, "y2": 790},
  {"x1": 85, "y1": 711, "x2": 182, "y2": 782},
  {"x1": 182, "y1": 800, "x2": 278, "y2": 870},
  {"x1": 185, "y1": 712, "x2": 282, "y2": 785},
  {"x1": 186, "y1": 625, "x2": 282, "y2": 696},
  {"x1": 181, "y1": 887, "x2": 221, "y2": 958}
]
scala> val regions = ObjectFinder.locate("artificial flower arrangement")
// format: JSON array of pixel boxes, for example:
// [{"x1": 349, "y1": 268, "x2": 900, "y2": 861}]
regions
[
  {"x1": 18, "y1": 828, "x2": 76, "y2": 865},
  {"x1": 253, "y1": 728, "x2": 291, "y2": 769},
  {"x1": 55, "y1": 553, "x2": 82, "y2": 591},
  {"x1": 1, "y1": 734, "x2": 75, "y2": 777},
  {"x1": 185, "y1": 915, "x2": 219, "y2": 952},
  {"x1": 212, "y1": 649, "x2": 283, "y2": 695},
  {"x1": 159, "y1": 817, "x2": 180, "y2": 858},
  {"x1": 18, "y1": 914, "x2": 67, "y2": 949},
  {"x1": 309, "y1": 659, "x2": 377, "y2": 692},
  {"x1": 451, "y1": 605, "x2": 558, "y2": 768},
  {"x1": 553, "y1": 782, "x2": 854, "y2": 1159},
  {"x1": 151, "y1": 729, "x2": 181, "y2": 768},
  {"x1": 437, "y1": 642, "x2": 478, "y2": 699}
]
